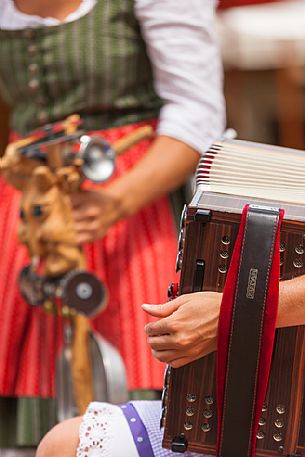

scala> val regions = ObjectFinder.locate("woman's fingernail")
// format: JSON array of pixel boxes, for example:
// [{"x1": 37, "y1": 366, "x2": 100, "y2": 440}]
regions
[
  {"x1": 144, "y1": 324, "x2": 151, "y2": 334},
  {"x1": 142, "y1": 303, "x2": 153, "y2": 308}
]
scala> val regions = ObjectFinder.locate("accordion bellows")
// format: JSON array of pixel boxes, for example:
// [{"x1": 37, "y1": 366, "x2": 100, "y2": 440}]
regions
[{"x1": 197, "y1": 139, "x2": 305, "y2": 204}]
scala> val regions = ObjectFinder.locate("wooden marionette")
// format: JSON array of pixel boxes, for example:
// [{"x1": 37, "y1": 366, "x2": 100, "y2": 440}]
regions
[{"x1": 0, "y1": 115, "x2": 154, "y2": 418}]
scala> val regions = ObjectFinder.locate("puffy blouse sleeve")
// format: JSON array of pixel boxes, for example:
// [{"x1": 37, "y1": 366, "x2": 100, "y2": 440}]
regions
[{"x1": 134, "y1": 0, "x2": 226, "y2": 154}]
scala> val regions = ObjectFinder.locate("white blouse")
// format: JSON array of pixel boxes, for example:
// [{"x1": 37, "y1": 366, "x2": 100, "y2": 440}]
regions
[{"x1": 0, "y1": 0, "x2": 225, "y2": 154}]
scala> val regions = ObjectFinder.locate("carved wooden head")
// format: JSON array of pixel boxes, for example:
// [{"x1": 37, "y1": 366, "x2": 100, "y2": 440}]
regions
[{"x1": 19, "y1": 166, "x2": 81, "y2": 277}]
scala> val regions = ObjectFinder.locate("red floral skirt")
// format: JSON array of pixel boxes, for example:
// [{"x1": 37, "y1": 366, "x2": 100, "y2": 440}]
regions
[{"x1": 0, "y1": 121, "x2": 178, "y2": 397}]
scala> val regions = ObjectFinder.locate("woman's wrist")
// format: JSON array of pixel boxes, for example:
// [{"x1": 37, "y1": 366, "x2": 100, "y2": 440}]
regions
[
  {"x1": 106, "y1": 135, "x2": 200, "y2": 219},
  {"x1": 277, "y1": 277, "x2": 305, "y2": 328}
]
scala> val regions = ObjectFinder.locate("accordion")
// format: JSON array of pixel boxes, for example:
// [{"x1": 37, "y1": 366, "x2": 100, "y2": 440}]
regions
[{"x1": 162, "y1": 139, "x2": 305, "y2": 457}]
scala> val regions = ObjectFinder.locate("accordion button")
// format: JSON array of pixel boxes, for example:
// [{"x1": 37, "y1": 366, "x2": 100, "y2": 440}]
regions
[
  {"x1": 218, "y1": 265, "x2": 227, "y2": 274},
  {"x1": 257, "y1": 431, "x2": 265, "y2": 440},
  {"x1": 293, "y1": 258, "x2": 303, "y2": 268},
  {"x1": 186, "y1": 394, "x2": 196, "y2": 403},
  {"x1": 201, "y1": 423, "x2": 211, "y2": 433},
  {"x1": 280, "y1": 241, "x2": 286, "y2": 252},
  {"x1": 204, "y1": 396, "x2": 214, "y2": 406},
  {"x1": 295, "y1": 244, "x2": 304, "y2": 255},
  {"x1": 203, "y1": 409, "x2": 213, "y2": 419},
  {"x1": 184, "y1": 421, "x2": 193, "y2": 431},
  {"x1": 222, "y1": 235, "x2": 230, "y2": 245},
  {"x1": 276, "y1": 405, "x2": 286, "y2": 415},
  {"x1": 275, "y1": 419, "x2": 284, "y2": 428},
  {"x1": 220, "y1": 250, "x2": 229, "y2": 259},
  {"x1": 258, "y1": 417, "x2": 266, "y2": 426},
  {"x1": 186, "y1": 407, "x2": 195, "y2": 417},
  {"x1": 273, "y1": 433, "x2": 283, "y2": 442},
  {"x1": 262, "y1": 403, "x2": 268, "y2": 412}
]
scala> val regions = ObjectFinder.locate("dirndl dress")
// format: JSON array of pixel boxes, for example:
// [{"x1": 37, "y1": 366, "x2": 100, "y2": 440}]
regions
[{"x1": 0, "y1": 121, "x2": 180, "y2": 444}]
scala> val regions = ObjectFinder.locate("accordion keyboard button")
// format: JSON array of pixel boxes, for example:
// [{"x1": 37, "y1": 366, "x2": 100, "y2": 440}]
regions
[
  {"x1": 186, "y1": 394, "x2": 196, "y2": 403},
  {"x1": 222, "y1": 235, "x2": 231, "y2": 245},
  {"x1": 203, "y1": 409, "x2": 213, "y2": 419},
  {"x1": 293, "y1": 258, "x2": 303, "y2": 268},
  {"x1": 273, "y1": 433, "x2": 283, "y2": 442},
  {"x1": 276, "y1": 405, "x2": 286, "y2": 415},
  {"x1": 204, "y1": 396, "x2": 214, "y2": 405},
  {"x1": 201, "y1": 423, "x2": 211, "y2": 433},
  {"x1": 220, "y1": 250, "x2": 229, "y2": 259},
  {"x1": 186, "y1": 407, "x2": 195, "y2": 417},
  {"x1": 218, "y1": 265, "x2": 227, "y2": 274},
  {"x1": 257, "y1": 431, "x2": 265, "y2": 440},
  {"x1": 275, "y1": 419, "x2": 284, "y2": 428},
  {"x1": 295, "y1": 244, "x2": 304, "y2": 255}
]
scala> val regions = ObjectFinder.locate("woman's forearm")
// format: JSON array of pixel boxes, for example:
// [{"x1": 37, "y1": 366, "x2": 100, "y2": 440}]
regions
[
  {"x1": 277, "y1": 276, "x2": 305, "y2": 328},
  {"x1": 108, "y1": 135, "x2": 200, "y2": 218}
]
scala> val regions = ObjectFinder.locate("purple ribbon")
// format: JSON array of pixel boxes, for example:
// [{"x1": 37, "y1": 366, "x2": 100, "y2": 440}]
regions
[{"x1": 120, "y1": 403, "x2": 155, "y2": 457}]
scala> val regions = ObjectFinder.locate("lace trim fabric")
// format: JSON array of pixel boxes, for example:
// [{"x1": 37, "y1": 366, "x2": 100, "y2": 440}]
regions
[
  {"x1": 77, "y1": 402, "x2": 114, "y2": 457},
  {"x1": 77, "y1": 402, "x2": 139, "y2": 457}
]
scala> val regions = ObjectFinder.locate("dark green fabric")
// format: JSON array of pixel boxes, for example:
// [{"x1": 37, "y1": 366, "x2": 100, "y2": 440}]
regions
[
  {"x1": 128, "y1": 389, "x2": 162, "y2": 401},
  {"x1": 0, "y1": 397, "x2": 56, "y2": 447},
  {"x1": 0, "y1": 0, "x2": 162, "y2": 136}
]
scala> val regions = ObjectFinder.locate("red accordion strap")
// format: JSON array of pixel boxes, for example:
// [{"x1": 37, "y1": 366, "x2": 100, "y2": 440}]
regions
[{"x1": 216, "y1": 204, "x2": 284, "y2": 457}]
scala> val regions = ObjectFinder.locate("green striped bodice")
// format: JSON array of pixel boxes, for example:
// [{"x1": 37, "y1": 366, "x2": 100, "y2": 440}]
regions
[{"x1": 0, "y1": 0, "x2": 161, "y2": 135}]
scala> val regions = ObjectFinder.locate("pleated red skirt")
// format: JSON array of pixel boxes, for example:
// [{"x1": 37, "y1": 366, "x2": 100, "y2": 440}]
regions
[{"x1": 0, "y1": 121, "x2": 178, "y2": 397}]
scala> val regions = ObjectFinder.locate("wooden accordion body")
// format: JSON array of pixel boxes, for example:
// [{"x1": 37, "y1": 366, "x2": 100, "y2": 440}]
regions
[{"x1": 162, "y1": 140, "x2": 305, "y2": 457}]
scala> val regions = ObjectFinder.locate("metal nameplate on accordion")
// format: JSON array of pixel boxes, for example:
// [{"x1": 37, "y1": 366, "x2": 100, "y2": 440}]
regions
[{"x1": 162, "y1": 190, "x2": 305, "y2": 457}]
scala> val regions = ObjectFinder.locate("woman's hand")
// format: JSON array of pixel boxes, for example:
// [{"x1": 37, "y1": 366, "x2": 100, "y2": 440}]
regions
[
  {"x1": 142, "y1": 291, "x2": 222, "y2": 368},
  {"x1": 70, "y1": 189, "x2": 123, "y2": 244},
  {"x1": 70, "y1": 135, "x2": 199, "y2": 244}
]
